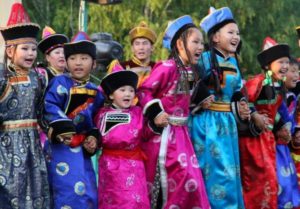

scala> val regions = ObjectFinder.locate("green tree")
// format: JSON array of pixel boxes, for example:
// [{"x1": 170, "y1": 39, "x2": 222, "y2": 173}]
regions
[{"x1": 24, "y1": 0, "x2": 300, "y2": 77}]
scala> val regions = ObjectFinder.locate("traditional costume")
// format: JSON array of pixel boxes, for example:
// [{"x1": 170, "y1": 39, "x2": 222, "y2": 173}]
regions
[
  {"x1": 43, "y1": 32, "x2": 104, "y2": 209},
  {"x1": 0, "y1": 3, "x2": 50, "y2": 209},
  {"x1": 138, "y1": 15, "x2": 210, "y2": 209},
  {"x1": 190, "y1": 7, "x2": 245, "y2": 209},
  {"x1": 95, "y1": 71, "x2": 150, "y2": 209},
  {"x1": 239, "y1": 38, "x2": 291, "y2": 209},
  {"x1": 37, "y1": 26, "x2": 69, "y2": 85},
  {"x1": 108, "y1": 21, "x2": 157, "y2": 88},
  {"x1": 291, "y1": 26, "x2": 300, "y2": 195}
]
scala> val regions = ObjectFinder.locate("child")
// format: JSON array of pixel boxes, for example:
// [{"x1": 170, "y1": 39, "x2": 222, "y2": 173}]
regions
[
  {"x1": 274, "y1": 55, "x2": 300, "y2": 209},
  {"x1": 291, "y1": 27, "x2": 300, "y2": 194},
  {"x1": 190, "y1": 7, "x2": 247, "y2": 209},
  {"x1": 43, "y1": 31, "x2": 104, "y2": 209},
  {"x1": 0, "y1": 3, "x2": 50, "y2": 208},
  {"x1": 239, "y1": 37, "x2": 291, "y2": 209},
  {"x1": 138, "y1": 15, "x2": 210, "y2": 209},
  {"x1": 95, "y1": 70, "x2": 150, "y2": 209}
]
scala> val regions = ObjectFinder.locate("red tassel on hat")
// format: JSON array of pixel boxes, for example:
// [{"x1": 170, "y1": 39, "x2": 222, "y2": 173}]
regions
[
  {"x1": 262, "y1": 36, "x2": 278, "y2": 50},
  {"x1": 6, "y1": 3, "x2": 31, "y2": 26}
]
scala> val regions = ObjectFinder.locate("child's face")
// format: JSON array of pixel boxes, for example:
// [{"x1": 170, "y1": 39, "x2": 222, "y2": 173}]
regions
[
  {"x1": 46, "y1": 47, "x2": 66, "y2": 72},
  {"x1": 177, "y1": 28, "x2": 204, "y2": 65},
  {"x1": 131, "y1": 38, "x2": 153, "y2": 63},
  {"x1": 109, "y1": 85, "x2": 135, "y2": 109},
  {"x1": 7, "y1": 43, "x2": 37, "y2": 69},
  {"x1": 213, "y1": 23, "x2": 240, "y2": 57},
  {"x1": 285, "y1": 63, "x2": 299, "y2": 89},
  {"x1": 269, "y1": 57, "x2": 289, "y2": 81},
  {"x1": 67, "y1": 53, "x2": 94, "y2": 81}
]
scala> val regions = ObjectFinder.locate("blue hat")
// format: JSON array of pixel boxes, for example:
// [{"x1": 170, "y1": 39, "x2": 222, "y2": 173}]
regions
[
  {"x1": 163, "y1": 15, "x2": 195, "y2": 50},
  {"x1": 200, "y1": 7, "x2": 235, "y2": 35},
  {"x1": 64, "y1": 31, "x2": 96, "y2": 60}
]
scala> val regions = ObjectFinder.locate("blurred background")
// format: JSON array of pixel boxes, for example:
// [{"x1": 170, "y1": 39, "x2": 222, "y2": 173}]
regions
[{"x1": 1, "y1": 0, "x2": 300, "y2": 78}]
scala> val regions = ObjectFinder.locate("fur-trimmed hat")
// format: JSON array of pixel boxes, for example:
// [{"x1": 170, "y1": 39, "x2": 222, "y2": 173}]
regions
[
  {"x1": 129, "y1": 21, "x2": 157, "y2": 44},
  {"x1": 64, "y1": 31, "x2": 96, "y2": 60},
  {"x1": 200, "y1": 7, "x2": 235, "y2": 36},
  {"x1": 163, "y1": 15, "x2": 196, "y2": 50},
  {"x1": 257, "y1": 37, "x2": 290, "y2": 69},
  {"x1": 0, "y1": 3, "x2": 40, "y2": 46},
  {"x1": 38, "y1": 26, "x2": 69, "y2": 54},
  {"x1": 101, "y1": 70, "x2": 138, "y2": 96}
]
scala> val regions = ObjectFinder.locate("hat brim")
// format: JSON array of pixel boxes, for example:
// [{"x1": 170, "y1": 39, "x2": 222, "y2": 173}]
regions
[
  {"x1": 101, "y1": 70, "x2": 138, "y2": 96},
  {"x1": 257, "y1": 44, "x2": 290, "y2": 69},
  {"x1": 64, "y1": 40, "x2": 96, "y2": 60},
  {"x1": 38, "y1": 34, "x2": 69, "y2": 54},
  {"x1": 0, "y1": 23, "x2": 40, "y2": 44}
]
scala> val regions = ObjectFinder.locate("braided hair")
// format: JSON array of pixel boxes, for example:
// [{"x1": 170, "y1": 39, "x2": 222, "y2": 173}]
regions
[{"x1": 169, "y1": 26, "x2": 200, "y2": 95}]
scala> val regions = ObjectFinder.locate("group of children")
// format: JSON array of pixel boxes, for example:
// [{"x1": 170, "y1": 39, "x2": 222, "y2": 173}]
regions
[{"x1": 1, "y1": 2, "x2": 300, "y2": 209}]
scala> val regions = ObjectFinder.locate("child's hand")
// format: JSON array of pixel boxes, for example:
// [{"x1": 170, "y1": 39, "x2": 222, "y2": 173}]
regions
[
  {"x1": 276, "y1": 127, "x2": 291, "y2": 143},
  {"x1": 154, "y1": 112, "x2": 169, "y2": 127},
  {"x1": 201, "y1": 95, "x2": 215, "y2": 109},
  {"x1": 83, "y1": 136, "x2": 97, "y2": 153},
  {"x1": 57, "y1": 134, "x2": 73, "y2": 145},
  {"x1": 252, "y1": 112, "x2": 269, "y2": 131},
  {"x1": 238, "y1": 101, "x2": 251, "y2": 121}
]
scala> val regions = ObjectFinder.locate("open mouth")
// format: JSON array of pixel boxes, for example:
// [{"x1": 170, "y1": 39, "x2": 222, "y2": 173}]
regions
[
  {"x1": 194, "y1": 52, "x2": 201, "y2": 58},
  {"x1": 74, "y1": 68, "x2": 83, "y2": 72},
  {"x1": 25, "y1": 58, "x2": 33, "y2": 63},
  {"x1": 279, "y1": 69, "x2": 287, "y2": 75},
  {"x1": 123, "y1": 99, "x2": 130, "y2": 102}
]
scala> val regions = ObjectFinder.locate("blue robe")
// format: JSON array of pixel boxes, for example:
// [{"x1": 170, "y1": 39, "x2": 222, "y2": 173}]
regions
[
  {"x1": 43, "y1": 74, "x2": 104, "y2": 209},
  {"x1": 276, "y1": 93, "x2": 300, "y2": 209},
  {"x1": 190, "y1": 50, "x2": 245, "y2": 209},
  {"x1": 0, "y1": 67, "x2": 50, "y2": 209}
]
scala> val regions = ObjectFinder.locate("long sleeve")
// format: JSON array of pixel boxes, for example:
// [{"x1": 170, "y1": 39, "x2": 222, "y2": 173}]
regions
[{"x1": 43, "y1": 75, "x2": 75, "y2": 141}]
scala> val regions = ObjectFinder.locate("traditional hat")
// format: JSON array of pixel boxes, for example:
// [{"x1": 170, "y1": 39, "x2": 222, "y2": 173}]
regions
[
  {"x1": 101, "y1": 70, "x2": 138, "y2": 96},
  {"x1": 163, "y1": 15, "x2": 195, "y2": 50},
  {"x1": 296, "y1": 26, "x2": 300, "y2": 39},
  {"x1": 64, "y1": 31, "x2": 96, "y2": 60},
  {"x1": 0, "y1": 3, "x2": 40, "y2": 46},
  {"x1": 200, "y1": 7, "x2": 235, "y2": 36},
  {"x1": 129, "y1": 21, "x2": 157, "y2": 44},
  {"x1": 257, "y1": 37, "x2": 290, "y2": 69},
  {"x1": 38, "y1": 26, "x2": 69, "y2": 54}
]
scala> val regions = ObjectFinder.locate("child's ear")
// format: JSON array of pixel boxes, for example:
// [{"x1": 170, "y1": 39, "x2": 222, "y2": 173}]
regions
[
  {"x1": 109, "y1": 94, "x2": 114, "y2": 100},
  {"x1": 212, "y1": 32, "x2": 220, "y2": 44},
  {"x1": 176, "y1": 38, "x2": 184, "y2": 51},
  {"x1": 6, "y1": 46, "x2": 14, "y2": 59},
  {"x1": 92, "y1": 60, "x2": 97, "y2": 69}
]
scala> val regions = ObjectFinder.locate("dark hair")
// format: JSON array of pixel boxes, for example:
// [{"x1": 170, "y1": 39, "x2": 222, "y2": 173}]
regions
[
  {"x1": 169, "y1": 26, "x2": 200, "y2": 95},
  {"x1": 290, "y1": 56, "x2": 300, "y2": 68},
  {"x1": 200, "y1": 22, "x2": 243, "y2": 97}
]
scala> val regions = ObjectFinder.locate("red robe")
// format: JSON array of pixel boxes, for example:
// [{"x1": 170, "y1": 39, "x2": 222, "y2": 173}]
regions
[{"x1": 239, "y1": 74, "x2": 283, "y2": 209}]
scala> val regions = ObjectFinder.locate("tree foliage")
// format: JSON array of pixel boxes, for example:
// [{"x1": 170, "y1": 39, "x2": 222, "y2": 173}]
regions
[{"x1": 23, "y1": 0, "x2": 300, "y2": 76}]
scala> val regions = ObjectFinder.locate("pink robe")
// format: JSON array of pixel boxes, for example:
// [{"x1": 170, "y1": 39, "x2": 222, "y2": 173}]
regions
[
  {"x1": 138, "y1": 59, "x2": 210, "y2": 209},
  {"x1": 95, "y1": 106, "x2": 150, "y2": 209}
]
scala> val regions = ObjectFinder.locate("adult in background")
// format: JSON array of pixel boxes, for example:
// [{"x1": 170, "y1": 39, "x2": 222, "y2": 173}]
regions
[
  {"x1": 108, "y1": 21, "x2": 157, "y2": 88},
  {"x1": 37, "y1": 26, "x2": 69, "y2": 86}
]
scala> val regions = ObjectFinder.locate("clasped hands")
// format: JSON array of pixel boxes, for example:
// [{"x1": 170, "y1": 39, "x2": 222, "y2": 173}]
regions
[{"x1": 57, "y1": 133, "x2": 97, "y2": 153}]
